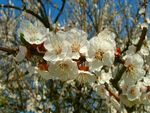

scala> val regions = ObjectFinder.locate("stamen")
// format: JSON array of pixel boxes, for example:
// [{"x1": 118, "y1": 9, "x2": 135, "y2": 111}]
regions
[
  {"x1": 71, "y1": 41, "x2": 80, "y2": 52},
  {"x1": 95, "y1": 49, "x2": 104, "y2": 60},
  {"x1": 59, "y1": 63, "x2": 69, "y2": 71},
  {"x1": 127, "y1": 64, "x2": 135, "y2": 74},
  {"x1": 129, "y1": 88, "x2": 136, "y2": 96},
  {"x1": 54, "y1": 44, "x2": 62, "y2": 55}
]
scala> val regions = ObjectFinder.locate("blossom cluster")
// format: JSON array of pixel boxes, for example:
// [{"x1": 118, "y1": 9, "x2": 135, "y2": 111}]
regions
[
  {"x1": 17, "y1": 20, "x2": 150, "y2": 111},
  {"x1": 17, "y1": 20, "x2": 116, "y2": 82}
]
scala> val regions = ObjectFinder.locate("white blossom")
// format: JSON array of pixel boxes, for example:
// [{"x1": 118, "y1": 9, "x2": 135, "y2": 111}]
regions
[
  {"x1": 106, "y1": 96, "x2": 121, "y2": 112},
  {"x1": 76, "y1": 70, "x2": 96, "y2": 84},
  {"x1": 95, "y1": 70, "x2": 112, "y2": 84},
  {"x1": 139, "y1": 7, "x2": 145, "y2": 14},
  {"x1": 18, "y1": 20, "x2": 48, "y2": 44},
  {"x1": 126, "y1": 85, "x2": 141, "y2": 101},
  {"x1": 95, "y1": 84, "x2": 109, "y2": 99},
  {"x1": 43, "y1": 31, "x2": 68, "y2": 62},
  {"x1": 143, "y1": 77, "x2": 150, "y2": 86},
  {"x1": 139, "y1": 37, "x2": 150, "y2": 56},
  {"x1": 123, "y1": 54, "x2": 145, "y2": 84},
  {"x1": 87, "y1": 35, "x2": 115, "y2": 71},
  {"x1": 38, "y1": 70, "x2": 52, "y2": 80},
  {"x1": 146, "y1": 92, "x2": 150, "y2": 103},
  {"x1": 120, "y1": 94, "x2": 141, "y2": 108},
  {"x1": 97, "y1": 29, "x2": 116, "y2": 48},
  {"x1": 120, "y1": 80, "x2": 128, "y2": 95},
  {"x1": 48, "y1": 59, "x2": 78, "y2": 81},
  {"x1": 66, "y1": 28, "x2": 88, "y2": 59},
  {"x1": 16, "y1": 46, "x2": 27, "y2": 62},
  {"x1": 146, "y1": 17, "x2": 150, "y2": 24},
  {"x1": 140, "y1": 23, "x2": 148, "y2": 29},
  {"x1": 126, "y1": 45, "x2": 136, "y2": 55}
]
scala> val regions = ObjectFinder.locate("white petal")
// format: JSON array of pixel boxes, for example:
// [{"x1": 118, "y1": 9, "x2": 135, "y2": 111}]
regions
[{"x1": 16, "y1": 46, "x2": 27, "y2": 62}]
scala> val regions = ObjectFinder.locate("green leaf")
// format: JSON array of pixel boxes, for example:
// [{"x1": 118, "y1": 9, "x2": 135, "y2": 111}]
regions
[{"x1": 19, "y1": 33, "x2": 30, "y2": 46}]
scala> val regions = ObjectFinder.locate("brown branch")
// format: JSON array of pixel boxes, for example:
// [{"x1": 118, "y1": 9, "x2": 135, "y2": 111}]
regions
[
  {"x1": 111, "y1": 25, "x2": 147, "y2": 93},
  {"x1": 0, "y1": 4, "x2": 52, "y2": 30},
  {"x1": 54, "y1": 0, "x2": 66, "y2": 23},
  {"x1": 111, "y1": 27, "x2": 147, "y2": 95},
  {"x1": 104, "y1": 82, "x2": 120, "y2": 102},
  {"x1": 37, "y1": 0, "x2": 51, "y2": 27},
  {"x1": 136, "y1": 0, "x2": 148, "y2": 52},
  {"x1": 110, "y1": 65, "x2": 125, "y2": 94},
  {"x1": 37, "y1": 0, "x2": 47, "y2": 17},
  {"x1": 120, "y1": 1, "x2": 143, "y2": 54},
  {"x1": 136, "y1": 27, "x2": 147, "y2": 52},
  {"x1": 111, "y1": 0, "x2": 148, "y2": 95},
  {"x1": 86, "y1": 10, "x2": 97, "y2": 32},
  {"x1": 0, "y1": 47, "x2": 18, "y2": 54}
]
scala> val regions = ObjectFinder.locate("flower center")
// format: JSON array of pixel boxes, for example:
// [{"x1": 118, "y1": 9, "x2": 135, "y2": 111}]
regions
[
  {"x1": 71, "y1": 41, "x2": 80, "y2": 52},
  {"x1": 95, "y1": 49, "x2": 104, "y2": 60},
  {"x1": 99, "y1": 86, "x2": 105, "y2": 94},
  {"x1": 143, "y1": 40, "x2": 148, "y2": 47},
  {"x1": 54, "y1": 44, "x2": 62, "y2": 55},
  {"x1": 129, "y1": 88, "x2": 136, "y2": 96},
  {"x1": 58, "y1": 63, "x2": 69, "y2": 71},
  {"x1": 29, "y1": 27, "x2": 39, "y2": 41},
  {"x1": 78, "y1": 73, "x2": 87, "y2": 82},
  {"x1": 127, "y1": 64, "x2": 135, "y2": 74}
]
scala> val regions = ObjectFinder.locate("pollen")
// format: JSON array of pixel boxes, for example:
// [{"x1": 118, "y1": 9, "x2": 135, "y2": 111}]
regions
[
  {"x1": 95, "y1": 49, "x2": 104, "y2": 60},
  {"x1": 71, "y1": 41, "x2": 80, "y2": 52},
  {"x1": 143, "y1": 40, "x2": 148, "y2": 47},
  {"x1": 54, "y1": 44, "x2": 62, "y2": 55},
  {"x1": 127, "y1": 64, "x2": 135, "y2": 74},
  {"x1": 59, "y1": 63, "x2": 69, "y2": 71},
  {"x1": 129, "y1": 88, "x2": 136, "y2": 96}
]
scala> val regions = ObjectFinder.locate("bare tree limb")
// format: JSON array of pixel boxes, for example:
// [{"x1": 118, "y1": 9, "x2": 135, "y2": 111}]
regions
[
  {"x1": 0, "y1": 4, "x2": 52, "y2": 30},
  {"x1": 86, "y1": 10, "x2": 97, "y2": 32},
  {"x1": 0, "y1": 47, "x2": 18, "y2": 54},
  {"x1": 37, "y1": 0, "x2": 47, "y2": 17},
  {"x1": 37, "y1": 0, "x2": 51, "y2": 30},
  {"x1": 136, "y1": 27, "x2": 147, "y2": 52},
  {"x1": 110, "y1": 26, "x2": 147, "y2": 95},
  {"x1": 54, "y1": 0, "x2": 66, "y2": 23},
  {"x1": 110, "y1": 0, "x2": 148, "y2": 94}
]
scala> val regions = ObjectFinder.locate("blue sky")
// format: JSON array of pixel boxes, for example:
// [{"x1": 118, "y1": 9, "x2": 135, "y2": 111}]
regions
[
  {"x1": 0, "y1": 0, "x2": 67, "y2": 24},
  {"x1": 1, "y1": 0, "x2": 150, "y2": 37}
]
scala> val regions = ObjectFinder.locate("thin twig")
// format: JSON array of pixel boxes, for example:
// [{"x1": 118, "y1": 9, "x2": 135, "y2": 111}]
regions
[
  {"x1": 0, "y1": 47, "x2": 18, "y2": 54},
  {"x1": 136, "y1": 27, "x2": 147, "y2": 52},
  {"x1": 54, "y1": 0, "x2": 66, "y2": 23},
  {"x1": 110, "y1": 0, "x2": 148, "y2": 94},
  {"x1": 37, "y1": 0, "x2": 47, "y2": 17},
  {"x1": 0, "y1": 4, "x2": 52, "y2": 30}
]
